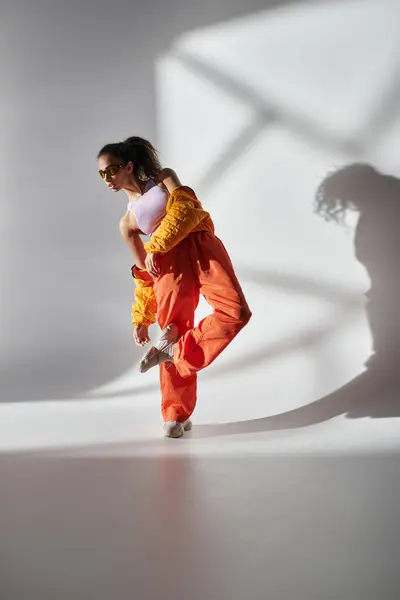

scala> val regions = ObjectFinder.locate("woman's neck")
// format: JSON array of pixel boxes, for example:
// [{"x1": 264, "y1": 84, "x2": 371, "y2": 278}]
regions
[
  {"x1": 126, "y1": 190, "x2": 142, "y2": 201},
  {"x1": 125, "y1": 178, "x2": 148, "y2": 200}
]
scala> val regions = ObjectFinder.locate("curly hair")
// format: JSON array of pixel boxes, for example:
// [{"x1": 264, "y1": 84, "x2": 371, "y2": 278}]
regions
[
  {"x1": 97, "y1": 136, "x2": 162, "y2": 181},
  {"x1": 314, "y1": 163, "x2": 379, "y2": 224}
]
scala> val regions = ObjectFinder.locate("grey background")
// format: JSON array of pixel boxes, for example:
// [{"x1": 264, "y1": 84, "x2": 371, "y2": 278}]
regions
[{"x1": 0, "y1": 0, "x2": 297, "y2": 402}]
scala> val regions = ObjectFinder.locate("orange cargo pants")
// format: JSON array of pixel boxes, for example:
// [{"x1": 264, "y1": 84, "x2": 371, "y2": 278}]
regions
[{"x1": 153, "y1": 230, "x2": 251, "y2": 423}]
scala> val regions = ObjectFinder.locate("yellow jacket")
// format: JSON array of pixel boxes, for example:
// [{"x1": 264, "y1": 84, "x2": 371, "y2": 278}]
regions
[{"x1": 131, "y1": 186, "x2": 214, "y2": 327}]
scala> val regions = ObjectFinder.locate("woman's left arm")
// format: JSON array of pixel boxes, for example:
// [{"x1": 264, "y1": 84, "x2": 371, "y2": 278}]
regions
[{"x1": 156, "y1": 168, "x2": 182, "y2": 194}]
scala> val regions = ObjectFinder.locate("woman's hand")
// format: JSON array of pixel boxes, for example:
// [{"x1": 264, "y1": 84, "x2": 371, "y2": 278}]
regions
[
  {"x1": 133, "y1": 324, "x2": 151, "y2": 347},
  {"x1": 145, "y1": 253, "x2": 160, "y2": 278}
]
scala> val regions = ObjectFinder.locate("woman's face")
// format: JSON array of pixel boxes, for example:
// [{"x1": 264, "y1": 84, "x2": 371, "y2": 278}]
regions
[{"x1": 98, "y1": 153, "x2": 135, "y2": 192}]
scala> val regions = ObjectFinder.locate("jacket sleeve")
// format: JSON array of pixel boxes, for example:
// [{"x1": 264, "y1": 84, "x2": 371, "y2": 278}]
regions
[
  {"x1": 143, "y1": 188, "x2": 210, "y2": 255},
  {"x1": 131, "y1": 266, "x2": 157, "y2": 327}
]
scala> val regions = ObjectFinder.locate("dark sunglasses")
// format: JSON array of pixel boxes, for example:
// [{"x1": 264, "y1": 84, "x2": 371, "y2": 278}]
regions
[{"x1": 98, "y1": 163, "x2": 126, "y2": 179}]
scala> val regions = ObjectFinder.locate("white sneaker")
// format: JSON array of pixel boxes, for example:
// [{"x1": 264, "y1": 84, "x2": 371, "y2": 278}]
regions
[
  {"x1": 139, "y1": 324, "x2": 179, "y2": 373},
  {"x1": 163, "y1": 419, "x2": 193, "y2": 438},
  {"x1": 163, "y1": 421, "x2": 184, "y2": 438}
]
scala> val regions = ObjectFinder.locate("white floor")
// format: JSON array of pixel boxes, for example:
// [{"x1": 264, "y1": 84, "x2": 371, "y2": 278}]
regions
[{"x1": 1, "y1": 451, "x2": 399, "y2": 600}]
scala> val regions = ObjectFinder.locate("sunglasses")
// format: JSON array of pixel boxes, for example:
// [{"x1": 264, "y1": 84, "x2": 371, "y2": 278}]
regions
[{"x1": 98, "y1": 163, "x2": 126, "y2": 179}]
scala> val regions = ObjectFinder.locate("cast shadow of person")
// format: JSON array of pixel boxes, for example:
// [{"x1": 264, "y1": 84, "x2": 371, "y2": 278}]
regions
[
  {"x1": 284, "y1": 163, "x2": 399, "y2": 422},
  {"x1": 192, "y1": 163, "x2": 400, "y2": 438}
]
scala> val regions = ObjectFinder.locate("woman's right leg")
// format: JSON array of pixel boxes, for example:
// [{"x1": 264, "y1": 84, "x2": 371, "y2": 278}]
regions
[{"x1": 173, "y1": 231, "x2": 251, "y2": 378}]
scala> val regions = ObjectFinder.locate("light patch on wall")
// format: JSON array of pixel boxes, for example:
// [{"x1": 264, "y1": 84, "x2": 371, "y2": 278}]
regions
[{"x1": 149, "y1": 0, "x2": 399, "y2": 407}]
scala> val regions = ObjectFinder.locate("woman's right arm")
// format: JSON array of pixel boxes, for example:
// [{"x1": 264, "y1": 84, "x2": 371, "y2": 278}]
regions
[
  {"x1": 119, "y1": 211, "x2": 156, "y2": 341},
  {"x1": 119, "y1": 211, "x2": 147, "y2": 270}
]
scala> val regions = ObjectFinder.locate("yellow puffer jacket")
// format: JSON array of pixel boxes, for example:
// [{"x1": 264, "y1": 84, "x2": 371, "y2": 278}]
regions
[
  {"x1": 131, "y1": 186, "x2": 214, "y2": 327},
  {"x1": 131, "y1": 267, "x2": 158, "y2": 327}
]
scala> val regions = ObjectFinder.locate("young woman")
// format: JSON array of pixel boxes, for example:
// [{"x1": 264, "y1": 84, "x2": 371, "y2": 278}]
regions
[{"x1": 97, "y1": 136, "x2": 252, "y2": 437}]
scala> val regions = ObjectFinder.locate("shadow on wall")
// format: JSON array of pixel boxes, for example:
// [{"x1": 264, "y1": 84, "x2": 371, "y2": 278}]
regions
[{"x1": 192, "y1": 164, "x2": 400, "y2": 438}]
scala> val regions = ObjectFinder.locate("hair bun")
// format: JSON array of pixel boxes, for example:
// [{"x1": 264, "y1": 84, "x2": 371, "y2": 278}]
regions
[{"x1": 124, "y1": 136, "x2": 144, "y2": 146}]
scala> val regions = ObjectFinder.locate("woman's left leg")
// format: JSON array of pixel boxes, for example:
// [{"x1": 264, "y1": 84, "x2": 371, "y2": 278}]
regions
[{"x1": 153, "y1": 239, "x2": 200, "y2": 423}]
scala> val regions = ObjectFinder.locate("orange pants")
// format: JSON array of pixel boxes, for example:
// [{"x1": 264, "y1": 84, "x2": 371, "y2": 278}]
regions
[{"x1": 153, "y1": 231, "x2": 251, "y2": 423}]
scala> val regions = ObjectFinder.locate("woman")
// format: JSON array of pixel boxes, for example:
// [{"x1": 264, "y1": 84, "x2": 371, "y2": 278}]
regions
[{"x1": 97, "y1": 136, "x2": 252, "y2": 438}]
